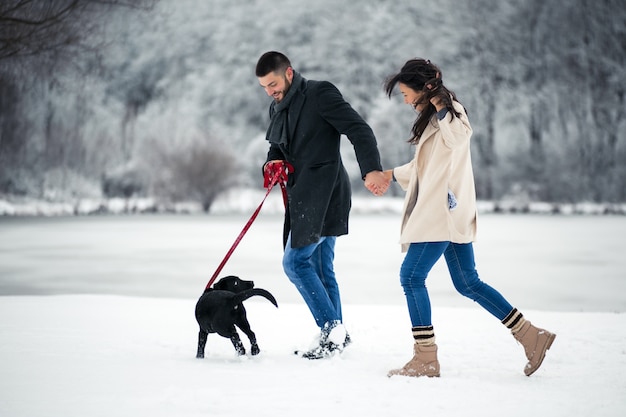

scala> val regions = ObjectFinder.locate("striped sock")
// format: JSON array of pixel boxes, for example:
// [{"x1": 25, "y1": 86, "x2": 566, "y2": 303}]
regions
[
  {"x1": 412, "y1": 325, "x2": 436, "y2": 346},
  {"x1": 502, "y1": 308, "x2": 527, "y2": 334}
]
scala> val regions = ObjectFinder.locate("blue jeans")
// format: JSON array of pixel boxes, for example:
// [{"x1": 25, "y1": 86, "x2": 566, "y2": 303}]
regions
[
  {"x1": 400, "y1": 241, "x2": 513, "y2": 326},
  {"x1": 283, "y1": 233, "x2": 342, "y2": 328}
]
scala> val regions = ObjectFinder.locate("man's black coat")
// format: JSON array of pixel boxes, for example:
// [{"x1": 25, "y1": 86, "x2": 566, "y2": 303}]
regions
[{"x1": 265, "y1": 78, "x2": 382, "y2": 248}]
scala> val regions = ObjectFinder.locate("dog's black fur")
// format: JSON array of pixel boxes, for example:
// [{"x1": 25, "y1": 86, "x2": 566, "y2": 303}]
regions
[{"x1": 195, "y1": 275, "x2": 278, "y2": 358}]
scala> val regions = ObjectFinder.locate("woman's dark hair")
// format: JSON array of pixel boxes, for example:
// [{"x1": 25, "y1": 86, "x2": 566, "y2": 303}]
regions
[
  {"x1": 256, "y1": 51, "x2": 292, "y2": 77},
  {"x1": 385, "y1": 58, "x2": 462, "y2": 144}
]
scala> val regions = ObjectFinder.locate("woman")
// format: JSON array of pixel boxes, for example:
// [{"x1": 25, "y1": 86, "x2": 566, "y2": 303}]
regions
[{"x1": 379, "y1": 59, "x2": 556, "y2": 377}]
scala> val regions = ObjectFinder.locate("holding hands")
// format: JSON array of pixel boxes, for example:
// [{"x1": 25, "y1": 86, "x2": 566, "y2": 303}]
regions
[{"x1": 364, "y1": 170, "x2": 392, "y2": 196}]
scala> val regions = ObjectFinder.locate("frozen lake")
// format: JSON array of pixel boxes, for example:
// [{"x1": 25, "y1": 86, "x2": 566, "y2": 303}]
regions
[
  {"x1": 1, "y1": 213, "x2": 626, "y2": 417},
  {"x1": 1, "y1": 213, "x2": 625, "y2": 313}
]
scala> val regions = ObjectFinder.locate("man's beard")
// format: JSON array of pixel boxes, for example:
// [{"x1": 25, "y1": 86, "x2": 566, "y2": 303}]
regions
[{"x1": 274, "y1": 77, "x2": 292, "y2": 103}]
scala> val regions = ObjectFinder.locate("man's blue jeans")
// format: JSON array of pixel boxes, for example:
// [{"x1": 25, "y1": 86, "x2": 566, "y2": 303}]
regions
[
  {"x1": 283, "y1": 233, "x2": 342, "y2": 328},
  {"x1": 400, "y1": 241, "x2": 514, "y2": 326}
]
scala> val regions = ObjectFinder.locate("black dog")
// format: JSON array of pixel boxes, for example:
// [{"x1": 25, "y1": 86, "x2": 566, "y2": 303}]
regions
[{"x1": 195, "y1": 275, "x2": 278, "y2": 358}]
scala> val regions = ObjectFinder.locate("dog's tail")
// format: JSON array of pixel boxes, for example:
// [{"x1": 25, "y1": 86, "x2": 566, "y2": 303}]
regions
[{"x1": 231, "y1": 288, "x2": 278, "y2": 308}]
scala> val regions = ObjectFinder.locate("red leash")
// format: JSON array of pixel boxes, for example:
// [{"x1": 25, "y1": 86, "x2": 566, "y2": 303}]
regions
[{"x1": 204, "y1": 166, "x2": 289, "y2": 290}]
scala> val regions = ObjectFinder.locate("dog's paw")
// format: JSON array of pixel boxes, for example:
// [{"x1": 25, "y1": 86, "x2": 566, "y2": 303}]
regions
[
  {"x1": 251, "y1": 344, "x2": 260, "y2": 356},
  {"x1": 196, "y1": 353, "x2": 204, "y2": 359}
]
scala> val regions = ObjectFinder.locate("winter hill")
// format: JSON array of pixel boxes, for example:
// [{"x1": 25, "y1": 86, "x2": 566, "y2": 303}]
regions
[
  {"x1": 1, "y1": 0, "x2": 624, "y2": 210},
  {"x1": 1, "y1": 2, "x2": 625, "y2": 416}
]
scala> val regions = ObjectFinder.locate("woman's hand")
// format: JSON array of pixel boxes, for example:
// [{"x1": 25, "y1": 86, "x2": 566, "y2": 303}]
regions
[
  {"x1": 424, "y1": 78, "x2": 450, "y2": 112},
  {"x1": 430, "y1": 94, "x2": 446, "y2": 112},
  {"x1": 364, "y1": 170, "x2": 390, "y2": 196}
]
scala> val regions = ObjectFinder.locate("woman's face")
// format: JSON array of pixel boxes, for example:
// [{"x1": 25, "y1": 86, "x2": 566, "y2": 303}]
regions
[{"x1": 398, "y1": 82, "x2": 427, "y2": 112}]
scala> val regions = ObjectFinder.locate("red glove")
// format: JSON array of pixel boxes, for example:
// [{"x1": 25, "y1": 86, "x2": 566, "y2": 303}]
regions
[{"x1": 263, "y1": 160, "x2": 293, "y2": 188}]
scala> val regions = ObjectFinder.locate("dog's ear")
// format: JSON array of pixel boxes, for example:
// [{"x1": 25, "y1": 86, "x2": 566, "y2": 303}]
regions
[
  {"x1": 213, "y1": 278, "x2": 225, "y2": 290},
  {"x1": 214, "y1": 275, "x2": 240, "y2": 291}
]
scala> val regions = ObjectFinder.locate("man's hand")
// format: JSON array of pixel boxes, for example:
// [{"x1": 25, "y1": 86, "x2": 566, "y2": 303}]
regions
[
  {"x1": 263, "y1": 160, "x2": 292, "y2": 188},
  {"x1": 364, "y1": 170, "x2": 390, "y2": 196}
]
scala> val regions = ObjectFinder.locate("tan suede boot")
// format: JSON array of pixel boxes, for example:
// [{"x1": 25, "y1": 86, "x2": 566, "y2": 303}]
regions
[
  {"x1": 388, "y1": 343, "x2": 440, "y2": 378},
  {"x1": 513, "y1": 321, "x2": 556, "y2": 376}
]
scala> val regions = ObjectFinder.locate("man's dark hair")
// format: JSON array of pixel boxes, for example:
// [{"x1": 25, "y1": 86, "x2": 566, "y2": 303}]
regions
[{"x1": 255, "y1": 51, "x2": 292, "y2": 77}]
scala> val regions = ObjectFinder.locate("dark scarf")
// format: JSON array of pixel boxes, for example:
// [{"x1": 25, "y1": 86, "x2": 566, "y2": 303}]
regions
[{"x1": 265, "y1": 71, "x2": 304, "y2": 146}]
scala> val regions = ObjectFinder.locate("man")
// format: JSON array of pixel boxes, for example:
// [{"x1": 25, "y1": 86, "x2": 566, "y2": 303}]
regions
[{"x1": 256, "y1": 51, "x2": 389, "y2": 359}]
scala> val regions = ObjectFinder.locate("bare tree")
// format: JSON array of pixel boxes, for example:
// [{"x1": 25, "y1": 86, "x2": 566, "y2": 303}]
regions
[
  {"x1": 559, "y1": 0, "x2": 626, "y2": 202},
  {"x1": 0, "y1": 0, "x2": 154, "y2": 196},
  {"x1": 455, "y1": 0, "x2": 625, "y2": 203},
  {"x1": 0, "y1": 0, "x2": 153, "y2": 61},
  {"x1": 513, "y1": 0, "x2": 626, "y2": 202},
  {"x1": 146, "y1": 137, "x2": 239, "y2": 213},
  {"x1": 0, "y1": 0, "x2": 82, "y2": 61},
  {"x1": 452, "y1": 0, "x2": 517, "y2": 200}
]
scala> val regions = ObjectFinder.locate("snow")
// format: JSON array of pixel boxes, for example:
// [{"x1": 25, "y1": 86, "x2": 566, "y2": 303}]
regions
[
  {"x1": 1, "y1": 212, "x2": 625, "y2": 417},
  {"x1": 2, "y1": 188, "x2": 626, "y2": 216}
]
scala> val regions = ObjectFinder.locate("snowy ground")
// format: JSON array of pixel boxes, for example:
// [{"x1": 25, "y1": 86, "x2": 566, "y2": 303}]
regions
[{"x1": 1, "y1": 212, "x2": 625, "y2": 417}]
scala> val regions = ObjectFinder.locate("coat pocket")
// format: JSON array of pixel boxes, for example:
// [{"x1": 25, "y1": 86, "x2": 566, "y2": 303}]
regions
[
  {"x1": 448, "y1": 189, "x2": 458, "y2": 211},
  {"x1": 309, "y1": 160, "x2": 336, "y2": 169}
]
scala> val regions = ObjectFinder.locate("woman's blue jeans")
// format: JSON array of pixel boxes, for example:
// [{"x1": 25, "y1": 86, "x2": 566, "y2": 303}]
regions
[
  {"x1": 400, "y1": 241, "x2": 514, "y2": 326},
  {"x1": 283, "y1": 233, "x2": 342, "y2": 328}
]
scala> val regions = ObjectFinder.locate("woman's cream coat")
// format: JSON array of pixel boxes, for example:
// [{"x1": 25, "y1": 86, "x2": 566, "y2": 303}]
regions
[{"x1": 392, "y1": 100, "x2": 476, "y2": 252}]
